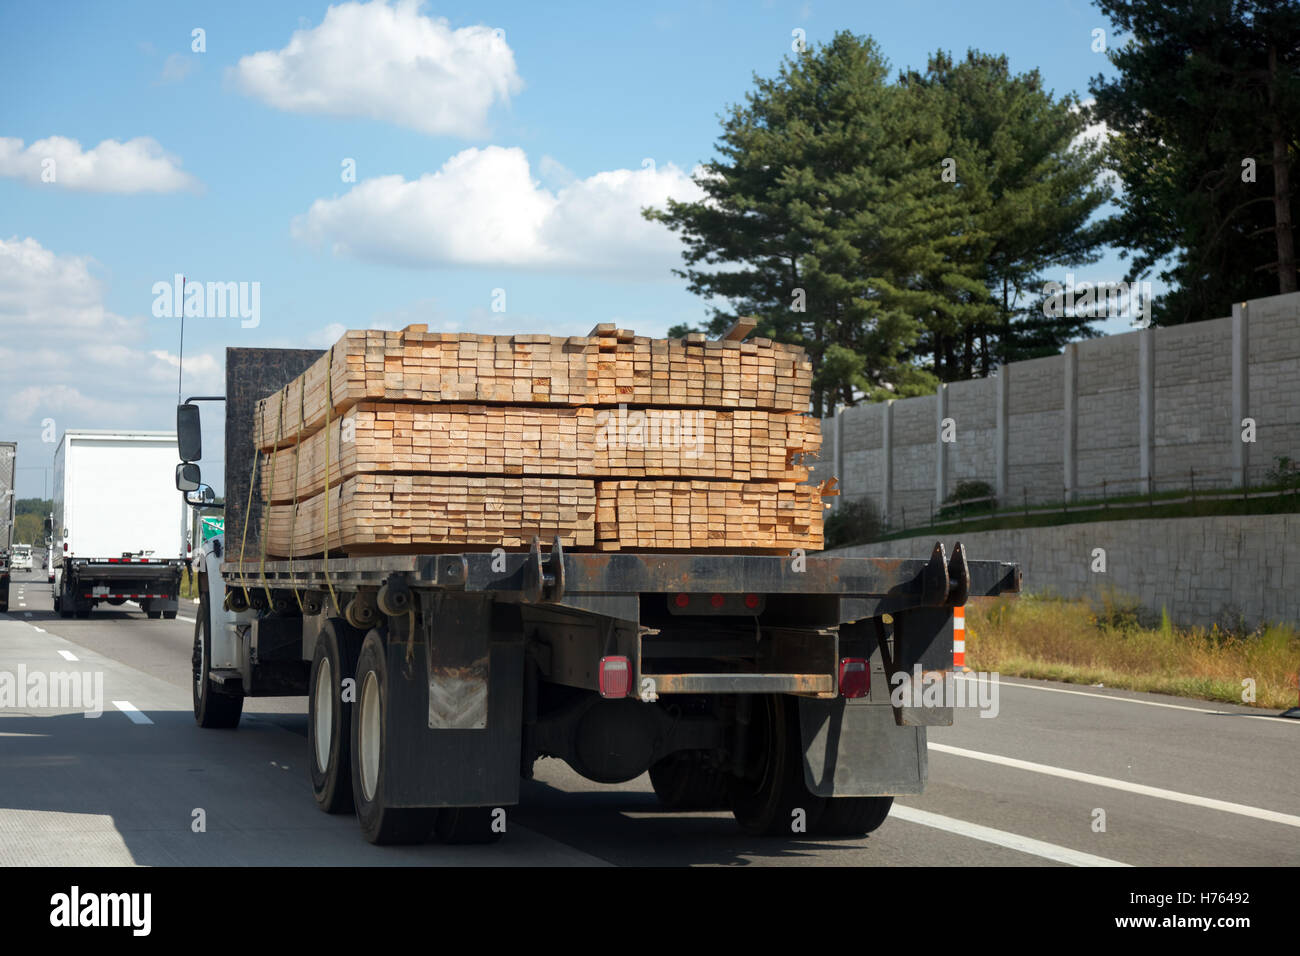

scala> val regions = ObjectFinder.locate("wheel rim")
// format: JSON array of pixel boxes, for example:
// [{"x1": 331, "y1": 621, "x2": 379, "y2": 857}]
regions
[
  {"x1": 313, "y1": 656, "x2": 333, "y2": 772},
  {"x1": 358, "y1": 670, "x2": 381, "y2": 802}
]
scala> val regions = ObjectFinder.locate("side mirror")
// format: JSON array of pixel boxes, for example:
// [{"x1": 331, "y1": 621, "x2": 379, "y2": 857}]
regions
[
  {"x1": 185, "y1": 484, "x2": 217, "y2": 507},
  {"x1": 177, "y1": 403, "x2": 202, "y2": 462},
  {"x1": 176, "y1": 462, "x2": 201, "y2": 492}
]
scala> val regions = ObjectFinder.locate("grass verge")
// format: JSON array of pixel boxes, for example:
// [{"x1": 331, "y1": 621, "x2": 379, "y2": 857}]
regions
[{"x1": 966, "y1": 595, "x2": 1300, "y2": 710}]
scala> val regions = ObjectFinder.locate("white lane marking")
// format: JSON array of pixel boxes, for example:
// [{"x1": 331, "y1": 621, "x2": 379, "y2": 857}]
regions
[
  {"x1": 57, "y1": 650, "x2": 78, "y2": 661},
  {"x1": 891, "y1": 804, "x2": 1130, "y2": 867},
  {"x1": 954, "y1": 674, "x2": 1296, "y2": 723},
  {"x1": 112, "y1": 701, "x2": 153, "y2": 725},
  {"x1": 929, "y1": 742, "x2": 1300, "y2": 828},
  {"x1": 32, "y1": 627, "x2": 45, "y2": 633},
  {"x1": 177, "y1": 616, "x2": 195, "y2": 623}
]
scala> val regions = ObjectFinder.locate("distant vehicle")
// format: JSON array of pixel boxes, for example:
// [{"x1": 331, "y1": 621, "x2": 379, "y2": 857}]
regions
[
  {"x1": 11, "y1": 544, "x2": 31, "y2": 570},
  {"x1": 52, "y1": 430, "x2": 187, "y2": 619}
]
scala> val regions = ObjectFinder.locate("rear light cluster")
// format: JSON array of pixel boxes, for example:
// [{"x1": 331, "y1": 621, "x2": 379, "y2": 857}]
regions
[
  {"x1": 598, "y1": 656, "x2": 631, "y2": 699},
  {"x1": 669, "y1": 592, "x2": 764, "y2": 615},
  {"x1": 839, "y1": 658, "x2": 870, "y2": 698}
]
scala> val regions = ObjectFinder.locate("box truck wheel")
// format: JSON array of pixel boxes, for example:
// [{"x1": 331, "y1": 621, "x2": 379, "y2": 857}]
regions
[
  {"x1": 814, "y1": 796, "x2": 893, "y2": 837},
  {"x1": 351, "y1": 630, "x2": 438, "y2": 845},
  {"x1": 650, "y1": 751, "x2": 729, "y2": 810},
  {"x1": 309, "y1": 619, "x2": 364, "y2": 814},
  {"x1": 728, "y1": 694, "x2": 826, "y2": 836},
  {"x1": 192, "y1": 590, "x2": 243, "y2": 729},
  {"x1": 162, "y1": 610, "x2": 177, "y2": 620}
]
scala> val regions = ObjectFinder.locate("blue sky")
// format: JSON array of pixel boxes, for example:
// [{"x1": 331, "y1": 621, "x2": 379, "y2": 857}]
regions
[{"x1": 1, "y1": 0, "x2": 1138, "y2": 498}]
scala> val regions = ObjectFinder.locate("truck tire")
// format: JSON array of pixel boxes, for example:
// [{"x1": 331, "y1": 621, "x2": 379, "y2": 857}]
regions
[
  {"x1": 162, "y1": 610, "x2": 177, "y2": 620},
  {"x1": 192, "y1": 591, "x2": 243, "y2": 729},
  {"x1": 650, "y1": 751, "x2": 729, "y2": 810},
  {"x1": 814, "y1": 796, "x2": 894, "y2": 837},
  {"x1": 351, "y1": 630, "x2": 437, "y2": 845},
  {"x1": 435, "y1": 806, "x2": 504, "y2": 845},
  {"x1": 728, "y1": 694, "x2": 825, "y2": 836},
  {"x1": 309, "y1": 619, "x2": 364, "y2": 814}
]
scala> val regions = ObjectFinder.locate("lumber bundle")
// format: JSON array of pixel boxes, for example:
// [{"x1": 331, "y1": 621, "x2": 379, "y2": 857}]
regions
[
  {"x1": 594, "y1": 480, "x2": 822, "y2": 552},
  {"x1": 247, "y1": 324, "x2": 826, "y2": 557},
  {"x1": 264, "y1": 475, "x2": 597, "y2": 554},
  {"x1": 253, "y1": 326, "x2": 814, "y2": 450},
  {"x1": 259, "y1": 403, "x2": 821, "y2": 504}
]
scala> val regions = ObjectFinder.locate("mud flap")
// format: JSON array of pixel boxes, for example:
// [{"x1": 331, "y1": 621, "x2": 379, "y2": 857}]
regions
[
  {"x1": 383, "y1": 599, "x2": 525, "y2": 808},
  {"x1": 798, "y1": 697, "x2": 927, "y2": 797}
]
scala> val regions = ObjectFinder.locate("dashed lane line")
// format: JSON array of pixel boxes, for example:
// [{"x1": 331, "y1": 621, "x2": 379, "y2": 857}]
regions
[
  {"x1": 111, "y1": 701, "x2": 154, "y2": 725},
  {"x1": 890, "y1": 805, "x2": 1130, "y2": 867}
]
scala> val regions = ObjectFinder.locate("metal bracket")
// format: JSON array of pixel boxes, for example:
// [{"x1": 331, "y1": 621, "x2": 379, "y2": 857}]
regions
[{"x1": 521, "y1": 536, "x2": 566, "y2": 604}]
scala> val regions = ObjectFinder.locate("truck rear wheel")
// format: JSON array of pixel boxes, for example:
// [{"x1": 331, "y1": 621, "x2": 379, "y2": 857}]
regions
[
  {"x1": 728, "y1": 694, "x2": 825, "y2": 836},
  {"x1": 309, "y1": 619, "x2": 364, "y2": 814},
  {"x1": 650, "y1": 751, "x2": 729, "y2": 810},
  {"x1": 192, "y1": 590, "x2": 243, "y2": 729},
  {"x1": 434, "y1": 806, "x2": 504, "y2": 845},
  {"x1": 814, "y1": 796, "x2": 894, "y2": 837},
  {"x1": 351, "y1": 630, "x2": 437, "y2": 845}
]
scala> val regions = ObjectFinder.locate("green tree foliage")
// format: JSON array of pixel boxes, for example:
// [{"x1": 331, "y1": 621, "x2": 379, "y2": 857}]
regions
[
  {"x1": 13, "y1": 498, "x2": 52, "y2": 546},
  {"x1": 901, "y1": 52, "x2": 1113, "y2": 372},
  {"x1": 1090, "y1": 0, "x2": 1300, "y2": 323},
  {"x1": 650, "y1": 32, "x2": 1112, "y2": 412}
]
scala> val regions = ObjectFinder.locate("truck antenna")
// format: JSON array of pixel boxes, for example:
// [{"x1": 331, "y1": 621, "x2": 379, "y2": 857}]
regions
[{"x1": 177, "y1": 275, "x2": 186, "y2": 402}]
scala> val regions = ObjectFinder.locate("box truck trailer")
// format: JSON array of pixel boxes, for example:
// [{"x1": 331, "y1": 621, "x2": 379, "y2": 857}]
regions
[{"x1": 53, "y1": 430, "x2": 187, "y2": 619}]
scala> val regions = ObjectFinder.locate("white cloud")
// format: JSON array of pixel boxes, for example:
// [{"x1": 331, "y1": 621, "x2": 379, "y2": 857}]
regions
[
  {"x1": 291, "y1": 146, "x2": 706, "y2": 276},
  {"x1": 0, "y1": 136, "x2": 199, "y2": 193},
  {"x1": 0, "y1": 237, "x2": 222, "y2": 494},
  {"x1": 159, "y1": 53, "x2": 196, "y2": 84},
  {"x1": 230, "y1": 0, "x2": 522, "y2": 138}
]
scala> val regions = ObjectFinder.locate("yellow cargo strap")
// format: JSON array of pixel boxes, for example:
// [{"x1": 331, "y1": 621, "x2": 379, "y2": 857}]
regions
[
  {"x1": 288, "y1": 382, "x2": 305, "y2": 612},
  {"x1": 322, "y1": 347, "x2": 341, "y2": 617}
]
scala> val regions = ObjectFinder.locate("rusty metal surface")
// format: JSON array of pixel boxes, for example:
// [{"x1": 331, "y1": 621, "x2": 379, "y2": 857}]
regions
[
  {"x1": 650, "y1": 673, "x2": 833, "y2": 694},
  {"x1": 223, "y1": 347, "x2": 323, "y2": 568}
]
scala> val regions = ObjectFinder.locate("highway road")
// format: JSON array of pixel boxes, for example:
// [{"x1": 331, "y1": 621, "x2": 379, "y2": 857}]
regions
[{"x1": 2, "y1": 567, "x2": 1297, "y2": 867}]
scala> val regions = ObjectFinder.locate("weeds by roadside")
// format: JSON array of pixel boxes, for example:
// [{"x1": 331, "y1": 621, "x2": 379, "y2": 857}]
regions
[{"x1": 966, "y1": 594, "x2": 1300, "y2": 710}]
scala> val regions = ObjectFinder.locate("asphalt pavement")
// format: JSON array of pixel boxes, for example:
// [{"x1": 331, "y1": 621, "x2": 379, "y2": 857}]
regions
[{"x1": 2, "y1": 568, "x2": 1296, "y2": 866}]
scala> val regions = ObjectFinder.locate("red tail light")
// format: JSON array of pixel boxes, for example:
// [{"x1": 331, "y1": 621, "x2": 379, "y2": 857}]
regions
[
  {"x1": 598, "y1": 656, "x2": 631, "y2": 699},
  {"x1": 710, "y1": 593, "x2": 725, "y2": 608},
  {"x1": 839, "y1": 658, "x2": 869, "y2": 698},
  {"x1": 674, "y1": 592, "x2": 690, "y2": 608},
  {"x1": 63, "y1": 542, "x2": 68, "y2": 553}
]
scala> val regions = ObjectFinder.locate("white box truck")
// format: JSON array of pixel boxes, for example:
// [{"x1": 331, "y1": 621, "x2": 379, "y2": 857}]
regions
[{"x1": 53, "y1": 430, "x2": 187, "y2": 619}]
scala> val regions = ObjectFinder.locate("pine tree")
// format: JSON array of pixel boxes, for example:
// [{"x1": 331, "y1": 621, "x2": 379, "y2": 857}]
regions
[{"x1": 1091, "y1": 0, "x2": 1300, "y2": 322}]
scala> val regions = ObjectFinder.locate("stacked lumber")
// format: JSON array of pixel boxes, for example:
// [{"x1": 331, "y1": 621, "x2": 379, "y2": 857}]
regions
[
  {"x1": 594, "y1": 481, "x2": 822, "y2": 552},
  {"x1": 247, "y1": 324, "x2": 825, "y2": 558},
  {"x1": 259, "y1": 403, "x2": 821, "y2": 503},
  {"x1": 253, "y1": 326, "x2": 814, "y2": 449},
  {"x1": 264, "y1": 475, "x2": 597, "y2": 554}
]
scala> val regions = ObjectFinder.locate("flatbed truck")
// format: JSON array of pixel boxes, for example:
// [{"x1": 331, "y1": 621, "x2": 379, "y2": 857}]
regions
[{"x1": 178, "y1": 347, "x2": 1021, "y2": 845}]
